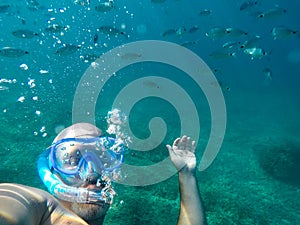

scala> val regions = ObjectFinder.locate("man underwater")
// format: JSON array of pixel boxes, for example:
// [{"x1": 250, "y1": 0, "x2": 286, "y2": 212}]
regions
[{"x1": 0, "y1": 123, "x2": 206, "y2": 225}]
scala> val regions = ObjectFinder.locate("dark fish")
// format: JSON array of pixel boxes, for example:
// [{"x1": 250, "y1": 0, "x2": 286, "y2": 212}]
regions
[
  {"x1": 151, "y1": 0, "x2": 166, "y2": 3},
  {"x1": 222, "y1": 41, "x2": 242, "y2": 49},
  {"x1": 80, "y1": 54, "x2": 99, "y2": 62},
  {"x1": 189, "y1": 26, "x2": 199, "y2": 33},
  {"x1": 240, "y1": 1, "x2": 258, "y2": 11},
  {"x1": 45, "y1": 24, "x2": 67, "y2": 33},
  {"x1": 212, "y1": 68, "x2": 221, "y2": 74},
  {"x1": 209, "y1": 49, "x2": 236, "y2": 59},
  {"x1": 74, "y1": 0, "x2": 90, "y2": 6},
  {"x1": 162, "y1": 29, "x2": 176, "y2": 37},
  {"x1": 55, "y1": 44, "x2": 80, "y2": 56},
  {"x1": 255, "y1": 8, "x2": 287, "y2": 19},
  {"x1": 0, "y1": 4, "x2": 10, "y2": 13},
  {"x1": 244, "y1": 47, "x2": 267, "y2": 59},
  {"x1": 210, "y1": 80, "x2": 230, "y2": 91},
  {"x1": 12, "y1": 29, "x2": 38, "y2": 38},
  {"x1": 162, "y1": 27, "x2": 186, "y2": 37},
  {"x1": 176, "y1": 27, "x2": 186, "y2": 36},
  {"x1": 206, "y1": 27, "x2": 227, "y2": 40},
  {"x1": 95, "y1": 1, "x2": 114, "y2": 12},
  {"x1": 262, "y1": 68, "x2": 272, "y2": 80},
  {"x1": 225, "y1": 28, "x2": 248, "y2": 37},
  {"x1": 119, "y1": 53, "x2": 142, "y2": 60},
  {"x1": 240, "y1": 35, "x2": 261, "y2": 49},
  {"x1": 180, "y1": 40, "x2": 199, "y2": 47},
  {"x1": 199, "y1": 9, "x2": 212, "y2": 16},
  {"x1": 16, "y1": 16, "x2": 26, "y2": 25},
  {"x1": 0, "y1": 47, "x2": 29, "y2": 57},
  {"x1": 271, "y1": 26, "x2": 297, "y2": 40},
  {"x1": 26, "y1": 0, "x2": 40, "y2": 11},
  {"x1": 98, "y1": 26, "x2": 127, "y2": 37},
  {"x1": 143, "y1": 80, "x2": 160, "y2": 88},
  {"x1": 93, "y1": 33, "x2": 99, "y2": 44}
]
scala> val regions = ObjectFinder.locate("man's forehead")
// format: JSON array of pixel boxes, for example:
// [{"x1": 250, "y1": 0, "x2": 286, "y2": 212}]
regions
[{"x1": 54, "y1": 123, "x2": 103, "y2": 142}]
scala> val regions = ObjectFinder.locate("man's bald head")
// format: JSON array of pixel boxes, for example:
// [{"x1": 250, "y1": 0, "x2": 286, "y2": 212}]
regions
[{"x1": 53, "y1": 123, "x2": 103, "y2": 143}]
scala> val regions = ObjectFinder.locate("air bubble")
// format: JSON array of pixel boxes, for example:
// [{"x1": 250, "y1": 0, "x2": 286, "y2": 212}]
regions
[
  {"x1": 17, "y1": 96, "x2": 25, "y2": 103},
  {"x1": 40, "y1": 126, "x2": 46, "y2": 132},
  {"x1": 19, "y1": 63, "x2": 28, "y2": 70}
]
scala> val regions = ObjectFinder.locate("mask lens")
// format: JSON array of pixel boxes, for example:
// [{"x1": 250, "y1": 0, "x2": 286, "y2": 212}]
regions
[
  {"x1": 50, "y1": 137, "x2": 124, "y2": 182},
  {"x1": 55, "y1": 142, "x2": 82, "y2": 172}
]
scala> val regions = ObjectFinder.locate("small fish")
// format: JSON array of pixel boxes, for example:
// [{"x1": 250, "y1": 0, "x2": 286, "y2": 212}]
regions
[
  {"x1": 262, "y1": 68, "x2": 272, "y2": 80},
  {"x1": 212, "y1": 68, "x2": 221, "y2": 74},
  {"x1": 240, "y1": 35, "x2": 261, "y2": 49},
  {"x1": 209, "y1": 49, "x2": 236, "y2": 59},
  {"x1": 0, "y1": 4, "x2": 10, "y2": 13},
  {"x1": 143, "y1": 80, "x2": 159, "y2": 88},
  {"x1": 45, "y1": 24, "x2": 67, "y2": 33},
  {"x1": 271, "y1": 26, "x2": 297, "y2": 40},
  {"x1": 255, "y1": 8, "x2": 287, "y2": 19},
  {"x1": 95, "y1": 1, "x2": 114, "y2": 12},
  {"x1": 162, "y1": 27, "x2": 186, "y2": 37},
  {"x1": 225, "y1": 28, "x2": 248, "y2": 37},
  {"x1": 26, "y1": 0, "x2": 40, "y2": 11},
  {"x1": 16, "y1": 16, "x2": 26, "y2": 25},
  {"x1": 206, "y1": 27, "x2": 227, "y2": 40},
  {"x1": 93, "y1": 33, "x2": 99, "y2": 44},
  {"x1": 162, "y1": 29, "x2": 177, "y2": 37},
  {"x1": 0, "y1": 47, "x2": 29, "y2": 57},
  {"x1": 222, "y1": 41, "x2": 242, "y2": 49},
  {"x1": 189, "y1": 26, "x2": 199, "y2": 33},
  {"x1": 80, "y1": 54, "x2": 99, "y2": 62},
  {"x1": 98, "y1": 26, "x2": 127, "y2": 37},
  {"x1": 180, "y1": 40, "x2": 199, "y2": 47},
  {"x1": 199, "y1": 9, "x2": 212, "y2": 16},
  {"x1": 74, "y1": 0, "x2": 90, "y2": 6},
  {"x1": 210, "y1": 80, "x2": 230, "y2": 91},
  {"x1": 12, "y1": 29, "x2": 38, "y2": 38},
  {"x1": 151, "y1": 0, "x2": 166, "y2": 3},
  {"x1": 55, "y1": 44, "x2": 80, "y2": 56},
  {"x1": 240, "y1": 1, "x2": 258, "y2": 11},
  {"x1": 244, "y1": 47, "x2": 267, "y2": 59},
  {"x1": 176, "y1": 27, "x2": 186, "y2": 36},
  {"x1": 119, "y1": 53, "x2": 142, "y2": 60}
]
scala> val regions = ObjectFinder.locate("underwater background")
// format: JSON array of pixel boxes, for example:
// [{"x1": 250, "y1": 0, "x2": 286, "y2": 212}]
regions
[{"x1": 0, "y1": 0, "x2": 299, "y2": 224}]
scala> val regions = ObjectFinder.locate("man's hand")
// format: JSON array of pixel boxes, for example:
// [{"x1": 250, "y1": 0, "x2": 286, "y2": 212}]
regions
[{"x1": 166, "y1": 135, "x2": 196, "y2": 173}]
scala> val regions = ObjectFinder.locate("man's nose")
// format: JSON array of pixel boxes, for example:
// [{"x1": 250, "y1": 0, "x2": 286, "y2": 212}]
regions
[{"x1": 85, "y1": 161, "x2": 101, "y2": 184}]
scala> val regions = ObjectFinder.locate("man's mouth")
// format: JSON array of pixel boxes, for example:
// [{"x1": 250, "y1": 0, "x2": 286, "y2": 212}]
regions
[{"x1": 83, "y1": 183, "x2": 102, "y2": 190}]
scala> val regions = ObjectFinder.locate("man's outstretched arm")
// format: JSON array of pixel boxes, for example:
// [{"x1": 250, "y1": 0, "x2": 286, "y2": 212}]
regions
[
  {"x1": 0, "y1": 183, "x2": 88, "y2": 225},
  {"x1": 167, "y1": 136, "x2": 206, "y2": 225}
]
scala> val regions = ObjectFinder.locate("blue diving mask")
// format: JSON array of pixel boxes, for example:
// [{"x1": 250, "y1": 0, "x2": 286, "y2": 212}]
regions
[{"x1": 49, "y1": 136, "x2": 125, "y2": 186}]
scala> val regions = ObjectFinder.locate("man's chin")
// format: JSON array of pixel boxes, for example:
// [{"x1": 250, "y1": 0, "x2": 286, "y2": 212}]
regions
[{"x1": 70, "y1": 201, "x2": 110, "y2": 221}]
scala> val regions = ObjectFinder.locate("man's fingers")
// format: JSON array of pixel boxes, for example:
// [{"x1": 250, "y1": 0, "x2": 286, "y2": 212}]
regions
[
  {"x1": 186, "y1": 136, "x2": 191, "y2": 150},
  {"x1": 173, "y1": 137, "x2": 181, "y2": 148},
  {"x1": 166, "y1": 144, "x2": 172, "y2": 151},
  {"x1": 191, "y1": 140, "x2": 196, "y2": 153},
  {"x1": 166, "y1": 144, "x2": 174, "y2": 155},
  {"x1": 171, "y1": 136, "x2": 196, "y2": 152}
]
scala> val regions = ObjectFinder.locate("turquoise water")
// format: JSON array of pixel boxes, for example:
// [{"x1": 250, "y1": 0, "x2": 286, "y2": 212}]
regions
[{"x1": 0, "y1": 0, "x2": 300, "y2": 224}]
